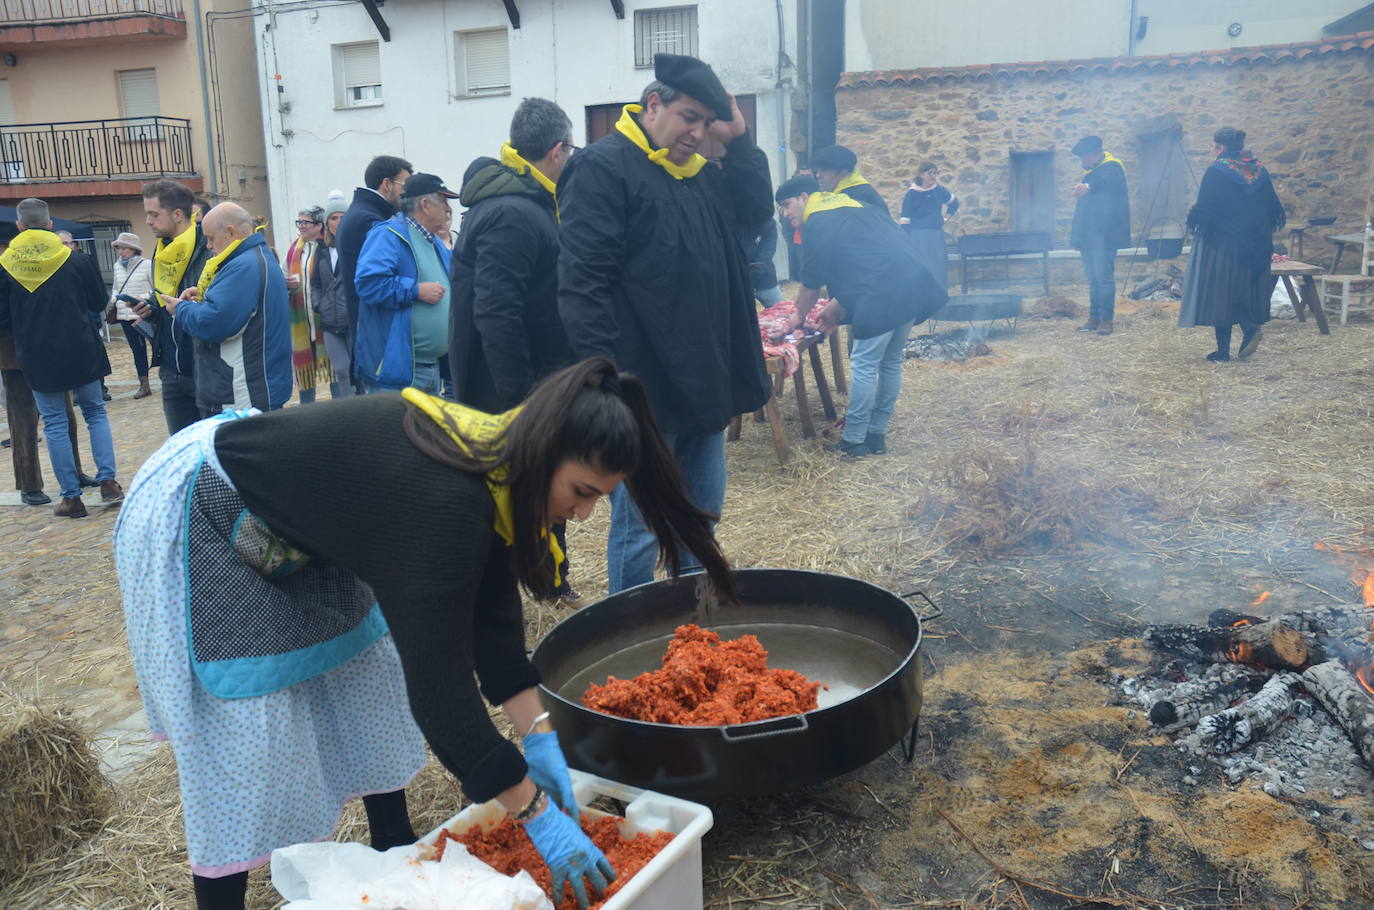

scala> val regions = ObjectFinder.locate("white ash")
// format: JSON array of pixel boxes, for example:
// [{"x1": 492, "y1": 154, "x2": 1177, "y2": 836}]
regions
[{"x1": 1115, "y1": 657, "x2": 1374, "y2": 845}]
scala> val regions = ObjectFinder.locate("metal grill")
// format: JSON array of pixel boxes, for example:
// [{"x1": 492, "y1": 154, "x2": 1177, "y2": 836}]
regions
[
  {"x1": 0, "y1": 117, "x2": 194, "y2": 182},
  {"x1": 0, "y1": 0, "x2": 183, "y2": 23},
  {"x1": 633, "y1": 5, "x2": 697, "y2": 68}
]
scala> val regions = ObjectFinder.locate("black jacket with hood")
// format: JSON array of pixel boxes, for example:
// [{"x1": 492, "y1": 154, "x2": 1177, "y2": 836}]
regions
[{"x1": 449, "y1": 156, "x2": 570, "y2": 413}]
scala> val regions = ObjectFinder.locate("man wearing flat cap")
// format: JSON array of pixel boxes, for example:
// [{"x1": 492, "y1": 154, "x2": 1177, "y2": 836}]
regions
[
  {"x1": 355, "y1": 172, "x2": 457, "y2": 394},
  {"x1": 1069, "y1": 135, "x2": 1131, "y2": 335},
  {"x1": 558, "y1": 52, "x2": 773, "y2": 593}
]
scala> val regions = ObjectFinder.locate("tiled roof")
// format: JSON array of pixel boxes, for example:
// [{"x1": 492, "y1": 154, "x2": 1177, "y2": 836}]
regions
[{"x1": 836, "y1": 30, "x2": 1374, "y2": 88}]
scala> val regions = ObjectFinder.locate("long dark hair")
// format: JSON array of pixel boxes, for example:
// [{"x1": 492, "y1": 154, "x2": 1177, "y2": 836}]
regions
[{"x1": 402, "y1": 358, "x2": 738, "y2": 603}]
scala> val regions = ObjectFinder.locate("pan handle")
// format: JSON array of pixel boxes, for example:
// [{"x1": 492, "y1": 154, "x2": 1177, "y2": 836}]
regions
[
  {"x1": 899, "y1": 590, "x2": 943, "y2": 623},
  {"x1": 719, "y1": 713, "x2": 809, "y2": 742}
]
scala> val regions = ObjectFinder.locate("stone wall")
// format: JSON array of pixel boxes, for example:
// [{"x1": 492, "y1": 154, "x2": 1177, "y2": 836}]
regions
[{"x1": 836, "y1": 51, "x2": 1374, "y2": 268}]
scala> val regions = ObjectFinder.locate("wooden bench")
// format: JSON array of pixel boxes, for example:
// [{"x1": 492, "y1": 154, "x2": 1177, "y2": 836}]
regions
[{"x1": 728, "y1": 329, "x2": 847, "y2": 465}]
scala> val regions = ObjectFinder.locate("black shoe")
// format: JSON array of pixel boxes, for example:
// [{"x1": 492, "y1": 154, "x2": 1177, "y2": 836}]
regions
[
  {"x1": 1237, "y1": 328, "x2": 1262, "y2": 360},
  {"x1": 79, "y1": 473, "x2": 100, "y2": 488},
  {"x1": 864, "y1": 432, "x2": 886, "y2": 455},
  {"x1": 101, "y1": 386, "x2": 112, "y2": 402},
  {"x1": 21, "y1": 490, "x2": 51, "y2": 506},
  {"x1": 1205, "y1": 351, "x2": 1230, "y2": 363},
  {"x1": 825, "y1": 439, "x2": 869, "y2": 458},
  {"x1": 1, "y1": 437, "x2": 10, "y2": 448}
]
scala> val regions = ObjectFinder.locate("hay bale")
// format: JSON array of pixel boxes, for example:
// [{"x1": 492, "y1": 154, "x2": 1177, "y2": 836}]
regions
[
  {"x1": 0, "y1": 685, "x2": 112, "y2": 886},
  {"x1": 1025, "y1": 295, "x2": 1081, "y2": 319}
]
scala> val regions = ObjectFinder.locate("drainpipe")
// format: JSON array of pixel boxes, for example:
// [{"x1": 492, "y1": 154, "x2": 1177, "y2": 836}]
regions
[
  {"x1": 1128, "y1": 0, "x2": 1139, "y2": 56},
  {"x1": 192, "y1": 0, "x2": 218, "y2": 198},
  {"x1": 775, "y1": 0, "x2": 788, "y2": 177}
]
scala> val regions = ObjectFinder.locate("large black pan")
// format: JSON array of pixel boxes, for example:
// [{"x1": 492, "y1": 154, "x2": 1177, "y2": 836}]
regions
[{"x1": 532, "y1": 569, "x2": 936, "y2": 803}]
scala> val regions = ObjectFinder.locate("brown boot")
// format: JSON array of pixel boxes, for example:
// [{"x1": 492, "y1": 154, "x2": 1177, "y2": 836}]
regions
[
  {"x1": 100, "y1": 479, "x2": 124, "y2": 504},
  {"x1": 133, "y1": 375, "x2": 152, "y2": 399},
  {"x1": 1096, "y1": 321, "x2": 1114, "y2": 335},
  {"x1": 54, "y1": 496, "x2": 88, "y2": 518},
  {"x1": 1076, "y1": 317, "x2": 1100, "y2": 332}
]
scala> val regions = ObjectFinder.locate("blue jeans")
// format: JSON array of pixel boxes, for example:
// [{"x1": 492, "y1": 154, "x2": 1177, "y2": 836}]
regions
[
  {"x1": 607, "y1": 430, "x2": 726, "y2": 594},
  {"x1": 32, "y1": 379, "x2": 116, "y2": 500},
  {"x1": 1081, "y1": 247, "x2": 1117, "y2": 322},
  {"x1": 362, "y1": 360, "x2": 441, "y2": 395},
  {"x1": 844, "y1": 322, "x2": 914, "y2": 444},
  {"x1": 755, "y1": 285, "x2": 785, "y2": 307}
]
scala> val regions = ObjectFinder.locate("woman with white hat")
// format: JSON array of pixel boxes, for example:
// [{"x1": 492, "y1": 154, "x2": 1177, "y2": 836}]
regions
[{"x1": 109, "y1": 231, "x2": 155, "y2": 399}]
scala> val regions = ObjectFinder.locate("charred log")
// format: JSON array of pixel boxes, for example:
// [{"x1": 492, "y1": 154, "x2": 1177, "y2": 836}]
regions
[
  {"x1": 1209, "y1": 609, "x2": 1264, "y2": 627},
  {"x1": 1302, "y1": 659, "x2": 1374, "y2": 770},
  {"x1": 1280, "y1": 606, "x2": 1374, "y2": 638},
  {"x1": 1147, "y1": 618, "x2": 1312, "y2": 670},
  {"x1": 1196, "y1": 672, "x2": 1303, "y2": 754},
  {"x1": 1148, "y1": 676, "x2": 1266, "y2": 732}
]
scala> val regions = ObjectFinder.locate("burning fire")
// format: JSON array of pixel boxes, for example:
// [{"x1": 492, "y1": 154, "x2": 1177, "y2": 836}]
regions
[
  {"x1": 1250, "y1": 591, "x2": 1272, "y2": 606},
  {"x1": 1357, "y1": 664, "x2": 1374, "y2": 699},
  {"x1": 1315, "y1": 540, "x2": 1374, "y2": 606}
]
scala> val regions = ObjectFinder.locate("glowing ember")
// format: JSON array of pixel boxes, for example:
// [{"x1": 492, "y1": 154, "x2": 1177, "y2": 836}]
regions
[
  {"x1": 1225, "y1": 641, "x2": 1253, "y2": 664},
  {"x1": 1250, "y1": 591, "x2": 1272, "y2": 607},
  {"x1": 1363, "y1": 572, "x2": 1374, "y2": 607},
  {"x1": 1357, "y1": 665, "x2": 1374, "y2": 699}
]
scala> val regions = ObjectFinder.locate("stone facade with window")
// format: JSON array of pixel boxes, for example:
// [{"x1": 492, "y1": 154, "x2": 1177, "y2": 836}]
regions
[{"x1": 835, "y1": 33, "x2": 1374, "y2": 266}]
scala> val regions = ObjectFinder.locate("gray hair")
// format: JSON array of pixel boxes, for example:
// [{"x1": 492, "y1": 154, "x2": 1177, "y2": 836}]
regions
[
  {"x1": 510, "y1": 97, "x2": 572, "y2": 161},
  {"x1": 400, "y1": 192, "x2": 440, "y2": 215},
  {"x1": 15, "y1": 197, "x2": 49, "y2": 229},
  {"x1": 639, "y1": 80, "x2": 682, "y2": 108},
  {"x1": 297, "y1": 205, "x2": 324, "y2": 222}
]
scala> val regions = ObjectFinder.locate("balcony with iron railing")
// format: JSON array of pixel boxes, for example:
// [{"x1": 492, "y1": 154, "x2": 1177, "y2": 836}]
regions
[
  {"x1": 0, "y1": 0, "x2": 186, "y2": 45},
  {"x1": 0, "y1": 116, "x2": 198, "y2": 198}
]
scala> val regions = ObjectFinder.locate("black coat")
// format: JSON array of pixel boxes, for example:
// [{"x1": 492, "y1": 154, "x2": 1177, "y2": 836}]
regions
[
  {"x1": 334, "y1": 187, "x2": 396, "y2": 341},
  {"x1": 801, "y1": 202, "x2": 949, "y2": 338},
  {"x1": 311, "y1": 243, "x2": 349, "y2": 335},
  {"x1": 0, "y1": 245, "x2": 110, "y2": 393},
  {"x1": 842, "y1": 182, "x2": 891, "y2": 218},
  {"x1": 1070, "y1": 157, "x2": 1131, "y2": 251},
  {"x1": 450, "y1": 158, "x2": 571, "y2": 412},
  {"x1": 1186, "y1": 159, "x2": 1285, "y2": 271},
  {"x1": 557, "y1": 126, "x2": 772, "y2": 436}
]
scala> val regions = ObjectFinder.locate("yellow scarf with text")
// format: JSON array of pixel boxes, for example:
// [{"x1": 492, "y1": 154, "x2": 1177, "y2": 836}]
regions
[
  {"x1": 153, "y1": 220, "x2": 199, "y2": 300},
  {"x1": 1083, "y1": 152, "x2": 1127, "y2": 179},
  {"x1": 400, "y1": 388, "x2": 564, "y2": 584},
  {"x1": 802, "y1": 190, "x2": 864, "y2": 222},
  {"x1": 616, "y1": 104, "x2": 707, "y2": 180},
  {"x1": 500, "y1": 141, "x2": 559, "y2": 220},
  {"x1": 0, "y1": 229, "x2": 70, "y2": 293},
  {"x1": 834, "y1": 170, "x2": 873, "y2": 193}
]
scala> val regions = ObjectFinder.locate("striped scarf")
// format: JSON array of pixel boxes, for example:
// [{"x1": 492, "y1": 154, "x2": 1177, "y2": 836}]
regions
[{"x1": 285, "y1": 237, "x2": 332, "y2": 391}]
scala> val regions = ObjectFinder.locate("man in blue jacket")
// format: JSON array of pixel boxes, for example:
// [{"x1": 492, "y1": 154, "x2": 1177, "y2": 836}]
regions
[
  {"x1": 167, "y1": 203, "x2": 292, "y2": 413},
  {"x1": 355, "y1": 173, "x2": 456, "y2": 394}
]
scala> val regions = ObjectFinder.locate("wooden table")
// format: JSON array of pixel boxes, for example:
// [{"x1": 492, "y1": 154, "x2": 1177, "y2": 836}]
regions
[
  {"x1": 1326, "y1": 232, "x2": 1367, "y2": 273},
  {"x1": 1270, "y1": 260, "x2": 1329, "y2": 334},
  {"x1": 728, "y1": 329, "x2": 846, "y2": 465}
]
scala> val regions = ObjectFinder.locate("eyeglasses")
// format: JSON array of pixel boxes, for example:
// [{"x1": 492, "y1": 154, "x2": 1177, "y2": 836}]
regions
[
  {"x1": 563, "y1": 142, "x2": 580, "y2": 154},
  {"x1": 295, "y1": 219, "x2": 320, "y2": 227}
]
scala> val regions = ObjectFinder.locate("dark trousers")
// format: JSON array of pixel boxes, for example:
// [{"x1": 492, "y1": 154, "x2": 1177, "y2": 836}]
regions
[
  {"x1": 1080, "y1": 247, "x2": 1118, "y2": 322},
  {"x1": 3, "y1": 368, "x2": 82, "y2": 492},
  {"x1": 160, "y1": 368, "x2": 203, "y2": 435},
  {"x1": 119, "y1": 321, "x2": 151, "y2": 377}
]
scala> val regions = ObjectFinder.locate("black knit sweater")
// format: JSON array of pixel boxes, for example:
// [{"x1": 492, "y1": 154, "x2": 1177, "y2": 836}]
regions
[{"x1": 213, "y1": 393, "x2": 538, "y2": 802}]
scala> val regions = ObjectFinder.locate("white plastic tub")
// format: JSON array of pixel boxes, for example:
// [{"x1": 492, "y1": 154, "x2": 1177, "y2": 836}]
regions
[{"x1": 420, "y1": 770, "x2": 713, "y2": 910}]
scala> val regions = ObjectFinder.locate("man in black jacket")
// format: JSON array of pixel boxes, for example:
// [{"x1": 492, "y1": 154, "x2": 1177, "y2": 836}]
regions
[
  {"x1": 776, "y1": 175, "x2": 947, "y2": 458},
  {"x1": 133, "y1": 179, "x2": 213, "y2": 434},
  {"x1": 1069, "y1": 135, "x2": 1131, "y2": 336},
  {"x1": 451, "y1": 97, "x2": 581, "y2": 606},
  {"x1": 0, "y1": 198, "x2": 122, "y2": 517},
  {"x1": 334, "y1": 155, "x2": 411, "y2": 385},
  {"x1": 811, "y1": 145, "x2": 891, "y2": 217},
  {"x1": 558, "y1": 53, "x2": 772, "y2": 593}
]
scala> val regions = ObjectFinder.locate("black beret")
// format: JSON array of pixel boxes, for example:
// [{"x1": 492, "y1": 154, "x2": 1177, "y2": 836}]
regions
[
  {"x1": 810, "y1": 145, "x2": 858, "y2": 173},
  {"x1": 653, "y1": 53, "x2": 732, "y2": 122},
  {"x1": 776, "y1": 174, "x2": 820, "y2": 203},
  {"x1": 1071, "y1": 135, "x2": 1103, "y2": 156}
]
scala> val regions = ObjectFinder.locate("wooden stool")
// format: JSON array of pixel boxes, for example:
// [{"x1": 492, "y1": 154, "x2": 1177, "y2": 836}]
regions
[
  {"x1": 727, "y1": 330, "x2": 846, "y2": 465},
  {"x1": 728, "y1": 357, "x2": 789, "y2": 464}
]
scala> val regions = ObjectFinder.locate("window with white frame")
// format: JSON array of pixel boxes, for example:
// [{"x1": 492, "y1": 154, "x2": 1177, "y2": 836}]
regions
[
  {"x1": 454, "y1": 27, "x2": 511, "y2": 97},
  {"x1": 117, "y1": 68, "x2": 161, "y2": 139},
  {"x1": 333, "y1": 41, "x2": 383, "y2": 109},
  {"x1": 634, "y1": 5, "x2": 697, "y2": 68}
]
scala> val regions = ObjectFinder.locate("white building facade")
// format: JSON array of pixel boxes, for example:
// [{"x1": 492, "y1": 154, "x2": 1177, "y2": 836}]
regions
[{"x1": 252, "y1": 0, "x2": 798, "y2": 243}]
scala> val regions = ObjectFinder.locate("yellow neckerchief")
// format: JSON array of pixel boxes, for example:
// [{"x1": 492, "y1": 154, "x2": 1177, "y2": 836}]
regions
[
  {"x1": 0, "y1": 229, "x2": 70, "y2": 293},
  {"x1": 615, "y1": 104, "x2": 707, "y2": 180},
  {"x1": 802, "y1": 190, "x2": 864, "y2": 223},
  {"x1": 399, "y1": 388, "x2": 565, "y2": 584},
  {"x1": 834, "y1": 170, "x2": 872, "y2": 193},
  {"x1": 152, "y1": 218, "x2": 199, "y2": 299},
  {"x1": 1083, "y1": 152, "x2": 1127, "y2": 179},
  {"x1": 195, "y1": 225, "x2": 268, "y2": 296},
  {"x1": 500, "y1": 141, "x2": 559, "y2": 222}
]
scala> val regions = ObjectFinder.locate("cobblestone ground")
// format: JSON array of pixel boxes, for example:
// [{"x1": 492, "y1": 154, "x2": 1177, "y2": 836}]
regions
[{"x1": 1, "y1": 337, "x2": 164, "y2": 744}]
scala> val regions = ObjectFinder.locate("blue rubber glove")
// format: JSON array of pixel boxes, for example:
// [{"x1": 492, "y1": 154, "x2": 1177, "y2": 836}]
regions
[
  {"x1": 523, "y1": 802, "x2": 616, "y2": 909},
  {"x1": 523, "y1": 730, "x2": 579, "y2": 817}
]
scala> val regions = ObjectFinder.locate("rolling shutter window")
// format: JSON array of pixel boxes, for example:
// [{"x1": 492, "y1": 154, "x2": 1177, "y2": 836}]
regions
[
  {"x1": 117, "y1": 69, "x2": 160, "y2": 119},
  {"x1": 459, "y1": 28, "x2": 510, "y2": 96},
  {"x1": 0, "y1": 80, "x2": 15, "y2": 125},
  {"x1": 634, "y1": 6, "x2": 697, "y2": 68},
  {"x1": 338, "y1": 41, "x2": 382, "y2": 107}
]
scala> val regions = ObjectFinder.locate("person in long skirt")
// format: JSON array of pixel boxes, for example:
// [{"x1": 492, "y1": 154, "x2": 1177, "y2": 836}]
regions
[
  {"x1": 114, "y1": 357, "x2": 737, "y2": 910},
  {"x1": 1179, "y1": 127, "x2": 1286, "y2": 361},
  {"x1": 898, "y1": 162, "x2": 959, "y2": 291}
]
